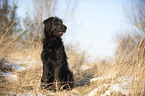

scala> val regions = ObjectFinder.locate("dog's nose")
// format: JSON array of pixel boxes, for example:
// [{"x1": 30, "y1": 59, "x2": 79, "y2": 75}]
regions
[{"x1": 63, "y1": 25, "x2": 67, "y2": 30}]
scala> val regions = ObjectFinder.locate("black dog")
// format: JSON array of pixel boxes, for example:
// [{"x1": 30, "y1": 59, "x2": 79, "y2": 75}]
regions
[{"x1": 41, "y1": 17, "x2": 74, "y2": 91}]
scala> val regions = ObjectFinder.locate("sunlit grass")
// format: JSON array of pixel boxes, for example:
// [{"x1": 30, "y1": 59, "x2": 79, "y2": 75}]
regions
[
  {"x1": 0, "y1": 35, "x2": 144, "y2": 95},
  {"x1": 0, "y1": 14, "x2": 144, "y2": 95}
]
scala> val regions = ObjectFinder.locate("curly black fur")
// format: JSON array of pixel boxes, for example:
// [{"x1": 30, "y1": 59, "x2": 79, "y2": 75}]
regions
[{"x1": 41, "y1": 17, "x2": 74, "y2": 91}]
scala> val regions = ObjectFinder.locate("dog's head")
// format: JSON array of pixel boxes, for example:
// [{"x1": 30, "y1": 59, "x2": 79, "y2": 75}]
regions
[{"x1": 43, "y1": 17, "x2": 67, "y2": 37}]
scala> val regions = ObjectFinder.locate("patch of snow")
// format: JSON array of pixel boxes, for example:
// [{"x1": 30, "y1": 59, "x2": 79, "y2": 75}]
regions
[
  {"x1": 13, "y1": 57, "x2": 38, "y2": 66},
  {"x1": 89, "y1": 76, "x2": 134, "y2": 96},
  {"x1": 88, "y1": 88, "x2": 98, "y2": 96},
  {"x1": 1, "y1": 72, "x2": 18, "y2": 81},
  {"x1": 101, "y1": 90, "x2": 111, "y2": 96},
  {"x1": 118, "y1": 76, "x2": 133, "y2": 83},
  {"x1": 111, "y1": 84, "x2": 121, "y2": 91},
  {"x1": 88, "y1": 84, "x2": 110, "y2": 96},
  {"x1": 1, "y1": 62, "x2": 26, "y2": 72},
  {"x1": 90, "y1": 77, "x2": 103, "y2": 82},
  {"x1": 16, "y1": 66, "x2": 26, "y2": 71},
  {"x1": 12, "y1": 64, "x2": 26, "y2": 71},
  {"x1": 11, "y1": 56, "x2": 40, "y2": 70},
  {"x1": 100, "y1": 76, "x2": 133, "y2": 96},
  {"x1": 90, "y1": 75, "x2": 112, "y2": 82},
  {"x1": 1, "y1": 56, "x2": 40, "y2": 81},
  {"x1": 100, "y1": 83, "x2": 131, "y2": 96},
  {"x1": 81, "y1": 65, "x2": 90, "y2": 70}
]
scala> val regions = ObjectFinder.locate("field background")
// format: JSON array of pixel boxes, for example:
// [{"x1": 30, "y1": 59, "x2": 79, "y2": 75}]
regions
[{"x1": 0, "y1": 0, "x2": 145, "y2": 96}]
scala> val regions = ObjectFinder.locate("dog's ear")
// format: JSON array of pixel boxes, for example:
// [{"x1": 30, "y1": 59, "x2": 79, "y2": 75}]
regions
[
  {"x1": 43, "y1": 17, "x2": 53, "y2": 25},
  {"x1": 43, "y1": 18, "x2": 52, "y2": 32},
  {"x1": 43, "y1": 19, "x2": 47, "y2": 25}
]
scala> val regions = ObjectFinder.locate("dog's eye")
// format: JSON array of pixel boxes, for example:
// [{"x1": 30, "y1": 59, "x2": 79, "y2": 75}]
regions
[
  {"x1": 54, "y1": 20, "x2": 62, "y2": 25},
  {"x1": 58, "y1": 21, "x2": 62, "y2": 24}
]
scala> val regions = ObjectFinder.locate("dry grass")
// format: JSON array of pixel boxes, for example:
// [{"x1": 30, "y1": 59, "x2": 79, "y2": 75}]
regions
[
  {"x1": 86, "y1": 36, "x2": 145, "y2": 96},
  {"x1": 0, "y1": 35, "x2": 144, "y2": 96},
  {"x1": 0, "y1": 16, "x2": 144, "y2": 95}
]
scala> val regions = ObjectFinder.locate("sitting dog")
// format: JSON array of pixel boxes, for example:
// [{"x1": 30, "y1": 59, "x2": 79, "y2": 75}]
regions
[{"x1": 41, "y1": 17, "x2": 74, "y2": 91}]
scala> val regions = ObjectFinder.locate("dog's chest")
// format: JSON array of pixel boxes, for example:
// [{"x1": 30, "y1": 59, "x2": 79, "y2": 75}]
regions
[{"x1": 44, "y1": 40, "x2": 63, "y2": 56}]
